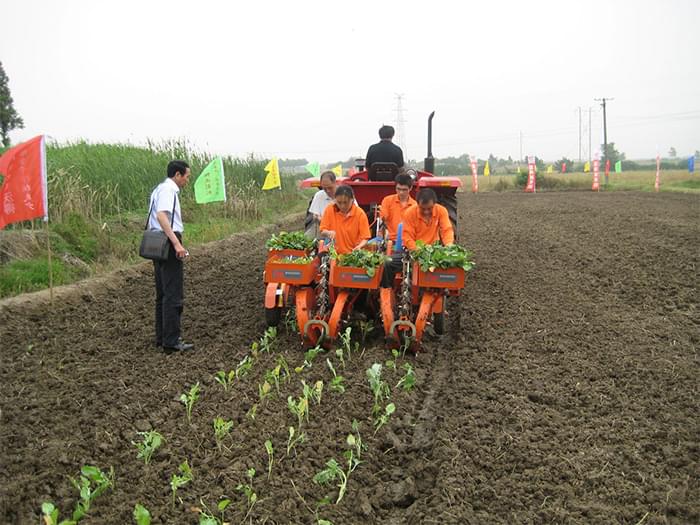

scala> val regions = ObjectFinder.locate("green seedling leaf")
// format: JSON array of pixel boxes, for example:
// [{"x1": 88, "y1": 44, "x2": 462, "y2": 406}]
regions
[{"x1": 133, "y1": 503, "x2": 151, "y2": 525}]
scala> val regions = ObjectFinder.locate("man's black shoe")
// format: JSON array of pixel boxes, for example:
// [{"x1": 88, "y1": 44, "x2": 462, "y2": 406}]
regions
[{"x1": 162, "y1": 341, "x2": 194, "y2": 354}]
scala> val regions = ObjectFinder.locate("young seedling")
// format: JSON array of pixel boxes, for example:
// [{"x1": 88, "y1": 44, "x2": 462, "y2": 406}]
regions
[
  {"x1": 214, "y1": 370, "x2": 235, "y2": 392},
  {"x1": 259, "y1": 326, "x2": 277, "y2": 353},
  {"x1": 197, "y1": 498, "x2": 230, "y2": 525},
  {"x1": 385, "y1": 348, "x2": 400, "y2": 371},
  {"x1": 347, "y1": 419, "x2": 366, "y2": 461},
  {"x1": 338, "y1": 327, "x2": 359, "y2": 361},
  {"x1": 235, "y1": 355, "x2": 253, "y2": 379},
  {"x1": 179, "y1": 382, "x2": 200, "y2": 424},
  {"x1": 396, "y1": 363, "x2": 416, "y2": 391},
  {"x1": 170, "y1": 460, "x2": 193, "y2": 508},
  {"x1": 236, "y1": 469, "x2": 257, "y2": 521},
  {"x1": 264, "y1": 358, "x2": 289, "y2": 394},
  {"x1": 258, "y1": 380, "x2": 273, "y2": 403},
  {"x1": 133, "y1": 503, "x2": 151, "y2": 525},
  {"x1": 295, "y1": 344, "x2": 323, "y2": 372},
  {"x1": 373, "y1": 402, "x2": 396, "y2": 435},
  {"x1": 264, "y1": 440, "x2": 274, "y2": 480},
  {"x1": 287, "y1": 392, "x2": 308, "y2": 430},
  {"x1": 312, "y1": 448, "x2": 360, "y2": 505},
  {"x1": 283, "y1": 308, "x2": 297, "y2": 332},
  {"x1": 326, "y1": 359, "x2": 345, "y2": 394},
  {"x1": 286, "y1": 426, "x2": 306, "y2": 456},
  {"x1": 43, "y1": 466, "x2": 115, "y2": 523},
  {"x1": 246, "y1": 403, "x2": 258, "y2": 421},
  {"x1": 358, "y1": 319, "x2": 374, "y2": 345},
  {"x1": 213, "y1": 417, "x2": 234, "y2": 451},
  {"x1": 334, "y1": 347, "x2": 345, "y2": 369},
  {"x1": 132, "y1": 430, "x2": 163, "y2": 465},
  {"x1": 303, "y1": 380, "x2": 323, "y2": 406},
  {"x1": 366, "y1": 363, "x2": 390, "y2": 417}
]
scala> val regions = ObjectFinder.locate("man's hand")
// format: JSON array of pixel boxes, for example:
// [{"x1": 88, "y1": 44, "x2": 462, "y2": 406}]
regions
[
  {"x1": 323, "y1": 230, "x2": 336, "y2": 240},
  {"x1": 175, "y1": 243, "x2": 187, "y2": 259}
]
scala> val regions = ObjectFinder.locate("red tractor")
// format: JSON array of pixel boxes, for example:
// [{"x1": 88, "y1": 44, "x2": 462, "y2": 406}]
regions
[
  {"x1": 299, "y1": 112, "x2": 460, "y2": 235},
  {"x1": 293, "y1": 112, "x2": 465, "y2": 349}
]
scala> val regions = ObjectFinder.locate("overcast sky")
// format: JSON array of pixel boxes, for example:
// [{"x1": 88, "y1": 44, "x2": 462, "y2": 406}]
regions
[{"x1": 2, "y1": 0, "x2": 699, "y2": 163}]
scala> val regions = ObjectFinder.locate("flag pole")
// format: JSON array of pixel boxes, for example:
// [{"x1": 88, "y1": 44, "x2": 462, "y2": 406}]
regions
[{"x1": 45, "y1": 219, "x2": 54, "y2": 304}]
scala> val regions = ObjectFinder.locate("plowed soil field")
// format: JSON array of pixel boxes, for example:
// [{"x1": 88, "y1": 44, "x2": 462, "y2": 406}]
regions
[{"x1": 1, "y1": 191, "x2": 698, "y2": 525}]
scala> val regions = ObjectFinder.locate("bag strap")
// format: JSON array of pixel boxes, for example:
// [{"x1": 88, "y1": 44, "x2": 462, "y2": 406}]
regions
[{"x1": 144, "y1": 186, "x2": 178, "y2": 230}]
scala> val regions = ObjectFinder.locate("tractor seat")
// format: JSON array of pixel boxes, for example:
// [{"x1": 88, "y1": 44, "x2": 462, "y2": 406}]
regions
[{"x1": 367, "y1": 162, "x2": 399, "y2": 182}]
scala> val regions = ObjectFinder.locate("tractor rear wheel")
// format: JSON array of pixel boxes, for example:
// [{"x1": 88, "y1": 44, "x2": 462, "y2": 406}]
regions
[
  {"x1": 265, "y1": 307, "x2": 281, "y2": 327},
  {"x1": 433, "y1": 312, "x2": 445, "y2": 335},
  {"x1": 437, "y1": 192, "x2": 458, "y2": 231}
]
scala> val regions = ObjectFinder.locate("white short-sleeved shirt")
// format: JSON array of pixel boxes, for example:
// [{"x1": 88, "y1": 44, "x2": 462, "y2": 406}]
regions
[
  {"x1": 308, "y1": 189, "x2": 335, "y2": 217},
  {"x1": 148, "y1": 177, "x2": 183, "y2": 232}
]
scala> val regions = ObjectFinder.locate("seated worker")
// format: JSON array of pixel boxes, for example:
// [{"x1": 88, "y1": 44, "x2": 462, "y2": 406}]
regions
[
  {"x1": 365, "y1": 125, "x2": 405, "y2": 171},
  {"x1": 380, "y1": 188, "x2": 454, "y2": 288},
  {"x1": 319, "y1": 185, "x2": 371, "y2": 254},
  {"x1": 380, "y1": 173, "x2": 417, "y2": 242},
  {"x1": 305, "y1": 171, "x2": 337, "y2": 238}
]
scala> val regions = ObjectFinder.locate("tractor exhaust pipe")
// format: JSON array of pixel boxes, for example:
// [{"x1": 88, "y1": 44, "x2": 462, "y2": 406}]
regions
[{"x1": 424, "y1": 111, "x2": 435, "y2": 174}]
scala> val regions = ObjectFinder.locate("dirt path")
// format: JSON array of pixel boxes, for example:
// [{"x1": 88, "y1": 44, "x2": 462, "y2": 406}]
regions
[{"x1": 1, "y1": 192, "x2": 697, "y2": 524}]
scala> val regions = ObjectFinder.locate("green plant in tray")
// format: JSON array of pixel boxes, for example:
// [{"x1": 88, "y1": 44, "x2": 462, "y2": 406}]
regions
[
  {"x1": 266, "y1": 231, "x2": 315, "y2": 251},
  {"x1": 331, "y1": 248, "x2": 389, "y2": 277},
  {"x1": 413, "y1": 241, "x2": 475, "y2": 272}
]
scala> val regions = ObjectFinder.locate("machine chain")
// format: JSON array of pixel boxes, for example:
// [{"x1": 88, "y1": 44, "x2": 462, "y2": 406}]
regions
[
  {"x1": 399, "y1": 251, "x2": 412, "y2": 318},
  {"x1": 316, "y1": 253, "x2": 330, "y2": 318}
]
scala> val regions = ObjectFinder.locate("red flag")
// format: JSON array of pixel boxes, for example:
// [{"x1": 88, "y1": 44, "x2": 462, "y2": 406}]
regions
[
  {"x1": 562, "y1": 162, "x2": 567, "y2": 173},
  {"x1": 0, "y1": 135, "x2": 48, "y2": 229},
  {"x1": 470, "y1": 156, "x2": 478, "y2": 193},
  {"x1": 592, "y1": 158, "x2": 600, "y2": 191},
  {"x1": 525, "y1": 156, "x2": 536, "y2": 192},
  {"x1": 655, "y1": 154, "x2": 660, "y2": 192},
  {"x1": 605, "y1": 159, "x2": 610, "y2": 178}
]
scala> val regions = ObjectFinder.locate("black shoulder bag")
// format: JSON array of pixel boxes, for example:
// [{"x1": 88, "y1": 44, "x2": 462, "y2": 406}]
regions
[{"x1": 139, "y1": 193, "x2": 177, "y2": 261}]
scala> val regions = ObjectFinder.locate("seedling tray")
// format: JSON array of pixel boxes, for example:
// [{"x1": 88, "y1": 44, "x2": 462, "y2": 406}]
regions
[
  {"x1": 329, "y1": 259, "x2": 382, "y2": 289},
  {"x1": 264, "y1": 249, "x2": 317, "y2": 285},
  {"x1": 412, "y1": 264, "x2": 465, "y2": 290}
]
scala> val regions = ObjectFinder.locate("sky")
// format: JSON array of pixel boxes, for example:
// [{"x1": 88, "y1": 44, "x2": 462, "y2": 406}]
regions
[{"x1": 2, "y1": 0, "x2": 699, "y2": 164}]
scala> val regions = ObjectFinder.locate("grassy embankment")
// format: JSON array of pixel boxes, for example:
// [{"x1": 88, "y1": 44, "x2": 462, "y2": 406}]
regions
[
  {"x1": 457, "y1": 170, "x2": 699, "y2": 193},
  {"x1": 0, "y1": 140, "x2": 312, "y2": 298}
]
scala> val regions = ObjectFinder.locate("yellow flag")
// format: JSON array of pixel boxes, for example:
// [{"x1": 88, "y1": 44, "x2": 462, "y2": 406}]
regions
[
  {"x1": 546, "y1": 164, "x2": 553, "y2": 173},
  {"x1": 584, "y1": 161, "x2": 591, "y2": 172},
  {"x1": 262, "y1": 158, "x2": 281, "y2": 190},
  {"x1": 517, "y1": 165, "x2": 521, "y2": 174},
  {"x1": 484, "y1": 161, "x2": 490, "y2": 176},
  {"x1": 331, "y1": 164, "x2": 342, "y2": 177}
]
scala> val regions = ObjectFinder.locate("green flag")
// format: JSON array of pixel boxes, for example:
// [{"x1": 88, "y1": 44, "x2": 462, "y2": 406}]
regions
[
  {"x1": 305, "y1": 162, "x2": 320, "y2": 178},
  {"x1": 194, "y1": 157, "x2": 226, "y2": 203},
  {"x1": 614, "y1": 160, "x2": 622, "y2": 173}
]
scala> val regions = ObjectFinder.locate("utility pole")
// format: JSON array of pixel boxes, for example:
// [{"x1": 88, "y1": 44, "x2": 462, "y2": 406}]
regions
[
  {"x1": 519, "y1": 130, "x2": 523, "y2": 161},
  {"x1": 588, "y1": 107, "x2": 592, "y2": 165},
  {"x1": 577, "y1": 107, "x2": 582, "y2": 162},
  {"x1": 394, "y1": 93, "x2": 407, "y2": 160},
  {"x1": 594, "y1": 97, "x2": 614, "y2": 184}
]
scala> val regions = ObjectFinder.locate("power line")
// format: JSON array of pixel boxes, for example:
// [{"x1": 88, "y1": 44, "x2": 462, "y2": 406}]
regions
[{"x1": 393, "y1": 94, "x2": 407, "y2": 159}]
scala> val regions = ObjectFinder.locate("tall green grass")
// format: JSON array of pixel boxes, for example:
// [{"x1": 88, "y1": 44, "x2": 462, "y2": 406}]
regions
[
  {"x1": 0, "y1": 140, "x2": 311, "y2": 297},
  {"x1": 45, "y1": 139, "x2": 299, "y2": 222}
]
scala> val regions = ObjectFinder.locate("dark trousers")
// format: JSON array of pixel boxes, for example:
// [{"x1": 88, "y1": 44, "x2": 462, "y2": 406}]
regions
[
  {"x1": 154, "y1": 234, "x2": 184, "y2": 347},
  {"x1": 381, "y1": 252, "x2": 405, "y2": 288}
]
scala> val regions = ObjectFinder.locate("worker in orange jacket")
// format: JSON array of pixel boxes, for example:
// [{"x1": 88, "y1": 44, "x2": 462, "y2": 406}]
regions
[
  {"x1": 319, "y1": 185, "x2": 371, "y2": 254},
  {"x1": 380, "y1": 173, "x2": 417, "y2": 242},
  {"x1": 381, "y1": 187, "x2": 454, "y2": 287}
]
